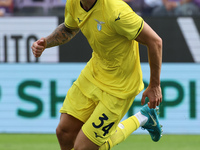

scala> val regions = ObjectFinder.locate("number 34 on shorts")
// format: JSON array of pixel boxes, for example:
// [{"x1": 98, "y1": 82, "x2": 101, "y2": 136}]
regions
[{"x1": 92, "y1": 113, "x2": 115, "y2": 137}]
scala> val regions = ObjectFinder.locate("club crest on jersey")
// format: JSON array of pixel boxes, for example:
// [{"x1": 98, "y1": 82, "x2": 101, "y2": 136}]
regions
[{"x1": 94, "y1": 19, "x2": 105, "y2": 31}]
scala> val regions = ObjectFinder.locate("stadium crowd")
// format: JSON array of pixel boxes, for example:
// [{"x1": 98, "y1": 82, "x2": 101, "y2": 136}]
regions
[
  {"x1": 124, "y1": 0, "x2": 200, "y2": 16},
  {"x1": 0, "y1": 0, "x2": 199, "y2": 17}
]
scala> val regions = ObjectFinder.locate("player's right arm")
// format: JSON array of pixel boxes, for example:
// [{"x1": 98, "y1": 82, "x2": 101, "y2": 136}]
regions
[{"x1": 31, "y1": 23, "x2": 80, "y2": 58}]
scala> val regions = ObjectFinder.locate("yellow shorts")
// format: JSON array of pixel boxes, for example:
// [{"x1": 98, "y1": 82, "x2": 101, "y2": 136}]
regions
[{"x1": 60, "y1": 75, "x2": 135, "y2": 146}]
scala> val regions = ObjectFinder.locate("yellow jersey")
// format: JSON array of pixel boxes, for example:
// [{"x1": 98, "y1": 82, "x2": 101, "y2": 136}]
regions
[{"x1": 65, "y1": 0, "x2": 144, "y2": 99}]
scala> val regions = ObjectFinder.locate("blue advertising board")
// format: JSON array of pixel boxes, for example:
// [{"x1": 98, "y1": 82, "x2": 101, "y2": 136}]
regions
[{"x1": 0, "y1": 63, "x2": 199, "y2": 134}]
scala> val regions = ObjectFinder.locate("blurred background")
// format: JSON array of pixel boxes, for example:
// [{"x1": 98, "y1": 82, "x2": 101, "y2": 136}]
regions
[{"x1": 0, "y1": 0, "x2": 200, "y2": 148}]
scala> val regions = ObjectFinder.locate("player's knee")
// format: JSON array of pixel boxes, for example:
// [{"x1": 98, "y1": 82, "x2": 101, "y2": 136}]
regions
[
  {"x1": 56, "y1": 126, "x2": 76, "y2": 149},
  {"x1": 74, "y1": 143, "x2": 94, "y2": 150},
  {"x1": 74, "y1": 144, "x2": 83, "y2": 150},
  {"x1": 56, "y1": 126, "x2": 63, "y2": 138},
  {"x1": 56, "y1": 126, "x2": 73, "y2": 142},
  {"x1": 73, "y1": 135, "x2": 99, "y2": 150}
]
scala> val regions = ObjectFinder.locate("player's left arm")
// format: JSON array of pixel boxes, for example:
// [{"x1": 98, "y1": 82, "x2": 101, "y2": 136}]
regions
[{"x1": 135, "y1": 21, "x2": 163, "y2": 109}]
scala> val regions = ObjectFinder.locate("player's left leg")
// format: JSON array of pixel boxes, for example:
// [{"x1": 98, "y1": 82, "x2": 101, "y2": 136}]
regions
[
  {"x1": 99, "y1": 104, "x2": 162, "y2": 150},
  {"x1": 99, "y1": 113, "x2": 141, "y2": 150},
  {"x1": 140, "y1": 104, "x2": 162, "y2": 142}
]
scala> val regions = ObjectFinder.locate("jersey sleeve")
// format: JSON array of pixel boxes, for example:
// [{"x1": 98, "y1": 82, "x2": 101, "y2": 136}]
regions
[
  {"x1": 109, "y1": 5, "x2": 144, "y2": 40},
  {"x1": 64, "y1": 0, "x2": 79, "y2": 29}
]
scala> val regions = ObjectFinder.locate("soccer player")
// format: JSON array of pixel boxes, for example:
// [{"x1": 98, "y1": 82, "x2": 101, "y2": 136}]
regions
[{"x1": 31, "y1": 0, "x2": 163, "y2": 150}]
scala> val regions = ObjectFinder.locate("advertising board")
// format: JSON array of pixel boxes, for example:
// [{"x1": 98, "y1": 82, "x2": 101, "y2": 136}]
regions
[
  {"x1": 0, "y1": 63, "x2": 199, "y2": 134},
  {"x1": 0, "y1": 17, "x2": 59, "y2": 63}
]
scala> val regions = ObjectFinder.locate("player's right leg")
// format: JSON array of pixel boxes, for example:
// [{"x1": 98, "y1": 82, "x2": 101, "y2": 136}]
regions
[
  {"x1": 56, "y1": 113, "x2": 83, "y2": 150},
  {"x1": 57, "y1": 80, "x2": 97, "y2": 150}
]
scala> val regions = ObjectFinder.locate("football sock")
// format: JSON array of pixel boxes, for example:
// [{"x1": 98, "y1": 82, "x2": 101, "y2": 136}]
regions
[
  {"x1": 99, "y1": 116, "x2": 140, "y2": 150},
  {"x1": 134, "y1": 111, "x2": 148, "y2": 127}
]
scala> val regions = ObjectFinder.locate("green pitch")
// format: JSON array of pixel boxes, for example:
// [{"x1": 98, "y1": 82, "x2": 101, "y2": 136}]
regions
[{"x1": 0, "y1": 134, "x2": 199, "y2": 150}]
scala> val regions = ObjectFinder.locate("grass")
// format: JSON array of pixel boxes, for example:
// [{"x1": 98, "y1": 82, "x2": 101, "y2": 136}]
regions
[
  {"x1": 0, "y1": 134, "x2": 59, "y2": 150},
  {"x1": 113, "y1": 134, "x2": 200, "y2": 150},
  {"x1": 0, "y1": 134, "x2": 199, "y2": 150}
]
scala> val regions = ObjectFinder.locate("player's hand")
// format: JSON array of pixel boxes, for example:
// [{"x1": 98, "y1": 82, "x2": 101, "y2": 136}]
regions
[
  {"x1": 31, "y1": 37, "x2": 47, "y2": 57},
  {"x1": 141, "y1": 85, "x2": 162, "y2": 109}
]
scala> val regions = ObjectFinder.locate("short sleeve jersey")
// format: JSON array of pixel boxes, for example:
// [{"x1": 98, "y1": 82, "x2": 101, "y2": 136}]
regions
[{"x1": 65, "y1": 0, "x2": 144, "y2": 99}]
